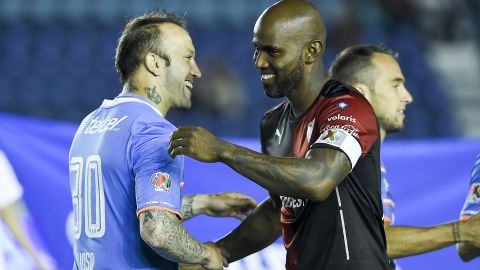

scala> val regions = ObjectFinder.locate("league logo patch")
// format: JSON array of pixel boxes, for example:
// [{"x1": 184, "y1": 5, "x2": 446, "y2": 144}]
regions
[
  {"x1": 338, "y1": 101, "x2": 349, "y2": 110},
  {"x1": 151, "y1": 172, "x2": 172, "y2": 192},
  {"x1": 468, "y1": 183, "x2": 480, "y2": 203},
  {"x1": 321, "y1": 129, "x2": 337, "y2": 142}
]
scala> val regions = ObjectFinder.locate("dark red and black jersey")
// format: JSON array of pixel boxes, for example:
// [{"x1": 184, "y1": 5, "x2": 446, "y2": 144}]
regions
[{"x1": 260, "y1": 80, "x2": 390, "y2": 270}]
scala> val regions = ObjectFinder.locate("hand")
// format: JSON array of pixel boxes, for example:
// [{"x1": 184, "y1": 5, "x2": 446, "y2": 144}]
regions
[
  {"x1": 202, "y1": 242, "x2": 229, "y2": 270},
  {"x1": 462, "y1": 212, "x2": 480, "y2": 247},
  {"x1": 203, "y1": 192, "x2": 257, "y2": 221},
  {"x1": 169, "y1": 126, "x2": 227, "y2": 162}
]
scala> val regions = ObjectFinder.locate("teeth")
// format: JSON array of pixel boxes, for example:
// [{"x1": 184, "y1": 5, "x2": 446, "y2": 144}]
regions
[
  {"x1": 185, "y1": 81, "x2": 193, "y2": 89},
  {"x1": 262, "y1": 74, "x2": 275, "y2": 80}
]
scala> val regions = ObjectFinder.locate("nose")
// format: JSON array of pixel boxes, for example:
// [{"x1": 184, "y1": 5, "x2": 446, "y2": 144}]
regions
[
  {"x1": 254, "y1": 51, "x2": 268, "y2": 70},
  {"x1": 191, "y1": 60, "x2": 202, "y2": 78},
  {"x1": 402, "y1": 86, "x2": 413, "y2": 104}
]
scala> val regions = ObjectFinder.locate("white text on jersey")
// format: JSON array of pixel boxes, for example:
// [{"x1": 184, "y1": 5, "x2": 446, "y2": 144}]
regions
[{"x1": 84, "y1": 116, "x2": 128, "y2": 135}]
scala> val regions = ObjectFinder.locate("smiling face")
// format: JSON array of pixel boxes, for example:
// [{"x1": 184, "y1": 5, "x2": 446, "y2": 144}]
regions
[
  {"x1": 252, "y1": 22, "x2": 306, "y2": 98},
  {"x1": 368, "y1": 53, "x2": 413, "y2": 133},
  {"x1": 161, "y1": 24, "x2": 202, "y2": 110}
]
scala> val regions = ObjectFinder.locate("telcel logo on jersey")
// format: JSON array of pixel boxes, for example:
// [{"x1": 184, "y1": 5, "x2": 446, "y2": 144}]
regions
[
  {"x1": 83, "y1": 116, "x2": 128, "y2": 134},
  {"x1": 151, "y1": 172, "x2": 172, "y2": 192},
  {"x1": 327, "y1": 114, "x2": 356, "y2": 123}
]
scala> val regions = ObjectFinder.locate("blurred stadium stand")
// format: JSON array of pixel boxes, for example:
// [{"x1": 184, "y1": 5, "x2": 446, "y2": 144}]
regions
[{"x1": 0, "y1": 0, "x2": 479, "y2": 138}]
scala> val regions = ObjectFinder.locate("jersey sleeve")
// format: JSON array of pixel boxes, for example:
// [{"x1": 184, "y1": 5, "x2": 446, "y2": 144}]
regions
[
  {"x1": 460, "y1": 155, "x2": 480, "y2": 220},
  {"x1": 130, "y1": 121, "x2": 183, "y2": 219},
  {"x1": 311, "y1": 93, "x2": 378, "y2": 169},
  {"x1": 0, "y1": 150, "x2": 24, "y2": 209},
  {"x1": 380, "y1": 164, "x2": 395, "y2": 224}
]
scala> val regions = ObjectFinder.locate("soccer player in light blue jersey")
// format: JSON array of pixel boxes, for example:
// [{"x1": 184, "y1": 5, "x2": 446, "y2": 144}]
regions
[
  {"x1": 329, "y1": 44, "x2": 480, "y2": 268},
  {"x1": 69, "y1": 12, "x2": 256, "y2": 270}
]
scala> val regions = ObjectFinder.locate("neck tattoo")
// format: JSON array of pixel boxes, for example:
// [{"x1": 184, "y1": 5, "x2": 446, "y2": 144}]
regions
[{"x1": 145, "y1": 86, "x2": 162, "y2": 105}]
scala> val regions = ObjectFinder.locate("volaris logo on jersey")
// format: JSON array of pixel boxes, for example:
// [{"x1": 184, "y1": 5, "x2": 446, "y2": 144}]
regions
[{"x1": 151, "y1": 172, "x2": 172, "y2": 192}]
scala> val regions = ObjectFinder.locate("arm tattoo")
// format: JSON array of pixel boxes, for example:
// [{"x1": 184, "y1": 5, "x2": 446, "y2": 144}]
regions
[
  {"x1": 224, "y1": 146, "x2": 350, "y2": 199},
  {"x1": 145, "y1": 86, "x2": 162, "y2": 105},
  {"x1": 140, "y1": 209, "x2": 207, "y2": 264},
  {"x1": 182, "y1": 195, "x2": 195, "y2": 220}
]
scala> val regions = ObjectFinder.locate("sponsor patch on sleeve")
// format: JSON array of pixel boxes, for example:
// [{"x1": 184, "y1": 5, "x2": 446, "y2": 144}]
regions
[
  {"x1": 314, "y1": 128, "x2": 361, "y2": 170},
  {"x1": 150, "y1": 172, "x2": 172, "y2": 192}
]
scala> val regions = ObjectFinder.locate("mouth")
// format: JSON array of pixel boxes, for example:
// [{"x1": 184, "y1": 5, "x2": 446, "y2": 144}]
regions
[
  {"x1": 185, "y1": 81, "x2": 193, "y2": 90},
  {"x1": 261, "y1": 73, "x2": 276, "y2": 84}
]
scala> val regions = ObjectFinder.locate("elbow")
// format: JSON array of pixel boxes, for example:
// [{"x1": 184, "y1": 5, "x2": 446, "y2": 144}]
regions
[
  {"x1": 305, "y1": 188, "x2": 332, "y2": 202},
  {"x1": 303, "y1": 181, "x2": 336, "y2": 202}
]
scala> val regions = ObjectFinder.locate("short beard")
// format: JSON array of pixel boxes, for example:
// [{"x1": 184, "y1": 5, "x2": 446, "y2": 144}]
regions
[
  {"x1": 266, "y1": 56, "x2": 305, "y2": 98},
  {"x1": 378, "y1": 116, "x2": 403, "y2": 134}
]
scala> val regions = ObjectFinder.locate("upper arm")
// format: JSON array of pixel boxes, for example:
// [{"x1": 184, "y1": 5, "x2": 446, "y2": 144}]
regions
[{"x1": 131, "y1": 121, "x2": 183, "y2": 220}]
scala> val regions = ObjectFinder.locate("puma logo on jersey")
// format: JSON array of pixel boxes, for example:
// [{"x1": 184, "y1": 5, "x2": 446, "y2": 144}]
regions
[
  {"x1": 84, "y1": 116, "x2": 128, "y2": 135},
  {"x1": 275, "y1": 128, "x2": 283, "y2": 144}
]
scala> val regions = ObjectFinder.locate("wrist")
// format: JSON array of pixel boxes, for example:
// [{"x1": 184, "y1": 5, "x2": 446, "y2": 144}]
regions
[
  {"x1": 218, "y1": 142, "x2": 235, "y2": 162},
  {"x1": 192, "y1": 194, "x2": 209, "y2": 215},
  {"x1": 458, "y1": 220, "x2": 473, "y2": 242},
  {"x1": 199, "y1": 244, "x2": 213, "y2": 265}
]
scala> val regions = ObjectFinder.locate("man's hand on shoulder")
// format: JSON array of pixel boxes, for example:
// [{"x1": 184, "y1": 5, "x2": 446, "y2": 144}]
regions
[{"x1": 169, "y1": 126, "x2": 231, "y2": 162}]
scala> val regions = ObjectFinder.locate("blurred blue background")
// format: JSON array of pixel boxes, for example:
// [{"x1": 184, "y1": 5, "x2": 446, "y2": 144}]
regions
[
  {"x1": 1, "y1": 0, "x2": 479, "y2": 138},
  {"x1": 1, "y1": 0, "x2": 480, "y2": 269}
]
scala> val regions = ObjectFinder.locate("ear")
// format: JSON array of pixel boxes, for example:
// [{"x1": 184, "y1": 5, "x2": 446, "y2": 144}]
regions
[
  {"x1": 351, "y1": 83, "x2": 372, "y2": 101},
  {"x1": 145, "y1": 53, "x2": 164, "y2": 76},
  {"x1": 305, "y1": 40, "x2": 323, "y2": 64}
]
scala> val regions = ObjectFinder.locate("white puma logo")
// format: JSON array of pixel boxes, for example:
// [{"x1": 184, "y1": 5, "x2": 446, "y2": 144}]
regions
[{"x1": 275, "y1": 128, "x2": 283, "y2": 144}]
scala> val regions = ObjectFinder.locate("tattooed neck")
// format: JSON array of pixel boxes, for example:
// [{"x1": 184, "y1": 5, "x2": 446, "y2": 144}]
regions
[{"x1": 145, "y1": 86, "x2": 162, "y2": 105}]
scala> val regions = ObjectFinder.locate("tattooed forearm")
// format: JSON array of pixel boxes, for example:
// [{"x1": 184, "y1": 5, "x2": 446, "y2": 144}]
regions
[
  {"x1": 139, "y1": 209, "x2": 208, "y2": 264},
  {"x1": 222, "y1": 145, "x2": 350, "y2": 200},
  {"x1": 145, "y1": 86, "x2": 162, "y2": 104},
  {"x1": 181, "y1": 195, "x2": 195, "y2": 220}
]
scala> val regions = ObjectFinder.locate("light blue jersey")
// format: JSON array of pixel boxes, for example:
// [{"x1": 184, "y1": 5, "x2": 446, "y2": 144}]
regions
[
  {"x1": 69, "y1": 93, "x2": 184, "y2": 270},
  {"x1": 461, "y1": 155, "x2": 480, "y2": 221},
  {"x1": 381, "y1": 162, "x2": 395, "y2": 225}
]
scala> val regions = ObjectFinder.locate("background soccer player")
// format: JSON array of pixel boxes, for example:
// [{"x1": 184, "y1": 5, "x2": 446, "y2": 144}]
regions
[
  {"x1": 329, "y1": 44, "x2": 480, "y2": 268},
  {"x1": 69, "y1": 12, "x2": 256, "y2": 270}
]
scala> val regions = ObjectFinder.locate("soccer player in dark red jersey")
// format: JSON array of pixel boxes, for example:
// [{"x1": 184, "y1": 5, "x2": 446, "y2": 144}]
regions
[{"x1": 170, "y1": 1, "x2": 390, "y2": 269}]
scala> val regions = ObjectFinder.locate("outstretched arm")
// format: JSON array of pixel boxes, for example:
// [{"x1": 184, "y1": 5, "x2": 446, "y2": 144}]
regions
[
  {"x1": 181, "y1": 192, "x2": 257, "y2": 221},
  {"x1": 216, "y1": 197, "x2": 282, "y2": 263},
  {"x1": 169, "y1": 126, "x2": 351, "y2": 201},
  {"x1": 139, "y1": 209, "x2": 227, "y2": 269},
  {"x1": 385, "y1": 213, "x2": 480, "y2": 259}
]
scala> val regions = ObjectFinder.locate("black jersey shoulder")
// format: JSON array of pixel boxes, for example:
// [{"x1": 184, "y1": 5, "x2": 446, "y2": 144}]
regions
[{"x1": 321, "y1": 79, "x2": 360, "y2": 98}]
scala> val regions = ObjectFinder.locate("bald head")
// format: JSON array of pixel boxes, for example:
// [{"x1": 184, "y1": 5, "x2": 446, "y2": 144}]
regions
[{"x1": 255, "y1": 0, "x2": 326, "y2": 46}]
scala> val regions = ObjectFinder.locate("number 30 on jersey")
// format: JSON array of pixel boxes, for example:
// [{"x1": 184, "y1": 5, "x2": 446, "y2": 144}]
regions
[{"x1": 70, "y1": 155, "x2": 106, "y2": 239}]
